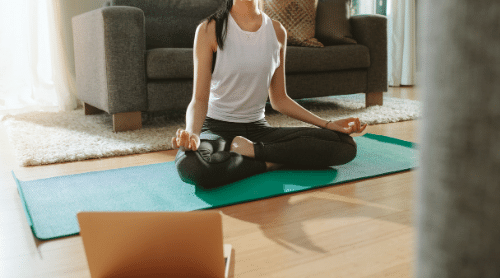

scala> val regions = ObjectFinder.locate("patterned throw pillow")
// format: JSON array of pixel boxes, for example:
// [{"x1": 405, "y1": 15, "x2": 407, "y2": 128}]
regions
[
  {"x1": 263, "y1": 0, "x2": 324, "y2": 48},
  {"x1": 315, "y1": 0, "x2": 357, "y2": 45}
]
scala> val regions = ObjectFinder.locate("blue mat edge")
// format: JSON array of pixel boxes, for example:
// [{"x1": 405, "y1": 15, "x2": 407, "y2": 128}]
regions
[
  {"x1": 203, "y1": 166, "x2": 417, "y2": 210},
  {"x1": 13, "y1": 172, "x2": 38, "y2": 238},
  {"x1": 13, "y1": 133, "x2": 418, "y2": 240},
  {"x1": 362, "y1": 133, "x2": 417, "y2": 148}
]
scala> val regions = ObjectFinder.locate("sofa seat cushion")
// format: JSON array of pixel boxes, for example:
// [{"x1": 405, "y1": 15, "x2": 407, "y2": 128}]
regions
[
  {"x1": 146, "y1": 44, "x2": 370, "y2": 79},
  {"x1": 286, "y1": 44, "x2": 370, "y2": 73},
  {"x1": 147, "y1": 48, "x2": 193, "y2": 79}
]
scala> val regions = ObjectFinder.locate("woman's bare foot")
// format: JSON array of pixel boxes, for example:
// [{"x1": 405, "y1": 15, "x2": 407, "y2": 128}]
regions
[
  {"x1": 230, "y1": 136, "x2": 255, "y2": 158},
  {"x1": 265, "y1": 162, "x2": 285, "y2": 171},
  {"x1": 230, "y1": 136, "x2": 284, "y2": 171}
]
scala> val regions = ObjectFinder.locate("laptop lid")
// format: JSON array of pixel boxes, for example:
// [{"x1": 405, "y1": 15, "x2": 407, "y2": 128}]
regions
[{"x1": 77, "y1": 211, "x2": 227, "y2": 278}]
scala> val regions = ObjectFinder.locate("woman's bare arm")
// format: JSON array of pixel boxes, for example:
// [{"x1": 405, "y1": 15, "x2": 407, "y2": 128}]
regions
[
  {"x1": 268, "y1": 21, "x2": 328, "y2": 127},
  {"x1": 268, "y1": 21, "x2": 366, "y2": 134},
  {"x1": 172, "y1": 20, "x2": 216, "y2": 151}
]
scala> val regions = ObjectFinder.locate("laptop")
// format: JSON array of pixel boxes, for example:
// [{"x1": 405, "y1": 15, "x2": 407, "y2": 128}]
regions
[{"x1": 77, "y1": 211, "x2": 232, "y2": 278}]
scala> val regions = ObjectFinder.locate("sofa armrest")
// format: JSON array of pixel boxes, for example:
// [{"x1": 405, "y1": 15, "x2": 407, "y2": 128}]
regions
[
  {"x1": 72, "y1": 6, "x2": 147, "y2": 114},
  {"x1": 350, "y1": 14, "x2": 388, "y2": 93}
]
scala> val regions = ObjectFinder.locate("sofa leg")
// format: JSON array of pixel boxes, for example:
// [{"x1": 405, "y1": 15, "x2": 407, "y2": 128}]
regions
[
  {"x1": 112, "y1": 112, "x2": 142, "y2": 132},
  {"x1": 84, "y1": 102, "x2": 105, "y2": 115},
  {"x1": 365, "y1": 92, "x2": 383, "y2": 107}
]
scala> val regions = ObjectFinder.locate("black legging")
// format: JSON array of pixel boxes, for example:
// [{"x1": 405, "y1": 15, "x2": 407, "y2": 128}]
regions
[{"x1": 175, "y1": 117, "x2": 357, "y2": 189}]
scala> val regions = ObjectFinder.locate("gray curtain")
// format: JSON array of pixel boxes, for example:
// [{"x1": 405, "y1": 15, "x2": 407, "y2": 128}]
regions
[{"x1": 416, "y1": 0, "x2": 500, "y2": 277}]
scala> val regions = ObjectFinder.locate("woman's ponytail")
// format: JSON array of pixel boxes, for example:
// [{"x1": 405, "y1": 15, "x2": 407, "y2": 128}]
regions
[{"x1": 200, "y1": 0, "x2": 233, "y2": 51}]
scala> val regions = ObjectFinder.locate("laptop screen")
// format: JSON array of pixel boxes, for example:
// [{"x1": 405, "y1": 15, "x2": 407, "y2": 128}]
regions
[{"x1": 78, "y1": 211, "x2": 228, "y2": 278}]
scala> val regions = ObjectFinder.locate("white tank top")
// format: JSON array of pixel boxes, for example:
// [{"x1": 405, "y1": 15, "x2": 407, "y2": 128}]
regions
[{"x1": 207, "y1": 11, "x2": 281, "y2": 123}]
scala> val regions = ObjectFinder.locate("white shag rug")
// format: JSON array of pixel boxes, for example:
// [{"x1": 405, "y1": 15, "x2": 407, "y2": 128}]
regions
[{"x1": 2, "y1": 94, "x2": 421, "y2": 166}]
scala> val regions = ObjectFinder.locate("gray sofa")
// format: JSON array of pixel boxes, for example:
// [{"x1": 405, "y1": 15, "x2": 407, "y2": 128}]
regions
[{"x1": 72, "y1": 0, "x2": 387, "y2": 131}]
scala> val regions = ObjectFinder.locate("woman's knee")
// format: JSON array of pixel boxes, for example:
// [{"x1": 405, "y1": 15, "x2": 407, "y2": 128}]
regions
[
  {"x1": 337, "y1": 140, "x2": 357, "y2": 165},
  {"x1": 175, "y1": 145, "x2": 249, "y2": 189},
  {"x1": 326, "y1": 135, "x2": 357, "y2": 166},
  {"x1": 174, "y1": 136, "x2": 229, "y2": 185},
  {"x1": 175, "y1": 150, "x2": 213, "y2": 187},
  {"x1": 303, "y1": 132, "x2": 357, "y2": 167}
]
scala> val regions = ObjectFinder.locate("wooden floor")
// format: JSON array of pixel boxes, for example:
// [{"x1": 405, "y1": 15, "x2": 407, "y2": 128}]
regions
[{"x1": 0, "y1": 86, "x2": 420, "y2": 278}]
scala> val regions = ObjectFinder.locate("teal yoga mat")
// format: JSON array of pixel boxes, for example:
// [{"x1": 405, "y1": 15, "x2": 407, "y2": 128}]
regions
[{"x1": 14, "y1": 134, "x2": 418, "y2": 240}]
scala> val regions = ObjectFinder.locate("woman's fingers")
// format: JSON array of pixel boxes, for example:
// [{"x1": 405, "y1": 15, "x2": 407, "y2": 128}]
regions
[
  {"x1": 350, "y1": 118, "x2": 364, "y2": 133},
  {"x1": 352, "y1": 121, "x2": 367, "y2": 133},
  {"x1": 344, "y1": 124, "x2": 354, "y2": 133},
  {"x1": 172, "y1": 129, "x2": 200, "y2": 151},
  {"x1": 175, "y1": 129, "x2": 183, "y2": 147},
  {"x1": 329, "y1": 117, "x2": 367, "y2": 134},
  {"x1": 172, "y1": 137, "x2": 179, "y2": 149},
  {"x1": 343, "y1": 118, "x2": 367, "y2": 134},
  {"x1": 190, "y1": 137, "x2": 198, "y2": 151},
  {"x1": 177, "y1": 129, "x2": 189, "y2": 149},
  {"x1": 189, "y1": 135, "x2": 199, "y2": 150},
  {"x1": 350, "y1": 118, "x2": 359, "y2": 130},
  {"x1": 174, "y1": 129, "x2": 188, "y2": 149},
  {"x1": 180, "y1": 130, "x2": 190, "y2": 149}
]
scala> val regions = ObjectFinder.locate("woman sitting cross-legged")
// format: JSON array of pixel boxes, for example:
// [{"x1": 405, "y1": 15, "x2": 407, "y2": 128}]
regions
[{"x1": 173, "y1": 0, "x2": 367, "y2": 189}]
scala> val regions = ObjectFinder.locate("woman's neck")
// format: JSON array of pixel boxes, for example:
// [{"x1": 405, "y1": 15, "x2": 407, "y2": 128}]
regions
[{"x1": 232, "y1": 0, "x2": 261, "y2": 19}]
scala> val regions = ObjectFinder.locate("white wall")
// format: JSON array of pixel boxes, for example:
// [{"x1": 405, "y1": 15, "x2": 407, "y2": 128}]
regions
[{"x1": 58, "y1": 0, "x2": 107, "y2": 77}]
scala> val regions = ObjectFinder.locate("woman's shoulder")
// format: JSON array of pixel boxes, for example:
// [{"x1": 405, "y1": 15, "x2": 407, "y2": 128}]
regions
[
  {"x1": 269, "y1": 17, "x2": 286, "y2": 48},
  {"x1": 197, "y1": 19, "x2": 218, "y2": 53}
]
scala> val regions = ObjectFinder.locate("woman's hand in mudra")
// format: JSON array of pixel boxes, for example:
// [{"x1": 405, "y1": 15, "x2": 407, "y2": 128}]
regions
[
  {"x1": 172, "y1": 129, "x2": 200, "y2": 151},
  {"x1": 326, "y1": 118, "x2": 367, "y2": 135}
]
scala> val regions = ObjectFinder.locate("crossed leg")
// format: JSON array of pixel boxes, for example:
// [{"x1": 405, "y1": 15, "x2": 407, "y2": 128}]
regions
[
  {"x1": 230, "y1": 136, "x2": 284, "y2": 171},
  {"x1": 176, "y1": 124, "x2": 357, "y2": 189},
  {"x1": 232, "y1": 126, "x2": 357, "y2": 169}
]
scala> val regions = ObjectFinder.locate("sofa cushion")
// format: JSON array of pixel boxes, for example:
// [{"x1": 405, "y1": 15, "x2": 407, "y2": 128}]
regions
[
  {"x1": 263, "y1": 0, "x2": 324, "y2": 48},
  {"x1": 146, "y1": 44, "x2": 370, "y2": 79},
  {"x1": 147, "y1": 48, "x2": 193, "y2": 79},
  {"x1": 316, "y1": 0, "x2": 357, "y2": 45},
  {"x1": 104, "y1": 0, "x2": 224, "y2": 49},
  {"x1": 286, "y1": 44, "x2": 369, "y2": 72}
]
